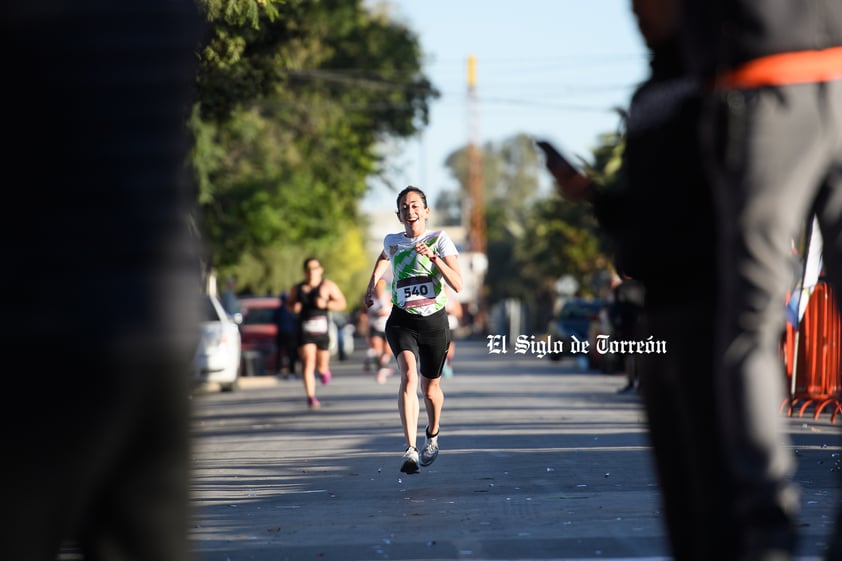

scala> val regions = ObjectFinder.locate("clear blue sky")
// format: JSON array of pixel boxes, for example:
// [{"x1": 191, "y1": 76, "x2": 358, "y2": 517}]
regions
[{"x1": 364, "y1": 0, "x2": 649, "y2": 210}]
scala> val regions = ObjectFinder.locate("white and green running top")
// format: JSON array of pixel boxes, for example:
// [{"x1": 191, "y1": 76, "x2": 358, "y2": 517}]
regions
[{"x1": 382, "y1": 229, "x2": 459, "y2": 317}]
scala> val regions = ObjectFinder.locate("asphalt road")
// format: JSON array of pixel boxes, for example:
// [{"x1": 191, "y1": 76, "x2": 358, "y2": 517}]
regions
[{"x1": 189, "y1": 338, "x2": 840, "y2": 561}]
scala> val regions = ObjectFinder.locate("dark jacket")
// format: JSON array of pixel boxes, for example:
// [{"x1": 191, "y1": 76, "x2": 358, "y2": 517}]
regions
[
  {"x1": 609, "y1": 279, "x2": 646, "y2": 338},
  {"x1": 681, "y1": 0, "x2": 842, "y2": 78},
  {"x1": 593, "y1": 38, "x2": 716, "y2": 310}
]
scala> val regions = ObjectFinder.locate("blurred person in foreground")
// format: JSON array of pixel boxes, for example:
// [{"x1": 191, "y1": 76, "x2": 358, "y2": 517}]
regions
[
  {"x1": 541, "y1": 0, "x2": 732, "y2": 559},
  {"x1": 1, "y1": 2, "x2": 204, "y2": 561},
  {"x1": 680, "y1": 1, "x2": 842, "y2": 559}
]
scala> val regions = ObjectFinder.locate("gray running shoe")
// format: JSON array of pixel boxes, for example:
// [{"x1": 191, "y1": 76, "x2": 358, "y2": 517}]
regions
[
  {"x1": 420, "y1": 429, "x2": 439, "y2": 467},
  {"x1": 400, "y1": 446, "x2": 420, "y2": 474}
]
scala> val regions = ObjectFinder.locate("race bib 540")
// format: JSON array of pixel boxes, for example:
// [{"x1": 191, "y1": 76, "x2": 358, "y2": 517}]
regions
[{"x1": 396, "y1": 276, "x2": 436, "y2": 309}]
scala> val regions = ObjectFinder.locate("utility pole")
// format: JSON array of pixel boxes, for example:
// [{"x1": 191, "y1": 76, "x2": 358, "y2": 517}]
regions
[
  {"x1": 466, "y1": 54, "x2": 485, "y2": 253},
  {"x1": 462, "y1": 54, "x2": 489, "y2": 336}
]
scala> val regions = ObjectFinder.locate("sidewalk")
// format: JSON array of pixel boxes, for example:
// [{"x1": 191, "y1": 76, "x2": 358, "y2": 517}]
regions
[{"x1": 190, "y1": 339, "x2": 839, "y2": 561}]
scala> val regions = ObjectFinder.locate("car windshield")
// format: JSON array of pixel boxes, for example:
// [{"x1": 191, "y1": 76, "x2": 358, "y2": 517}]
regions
[
  {"x1": 241, "y1": 307, "x2": 277, "y2": 325},
  {"x1": 201, "y1": 296, "x2": 223, "y2": 322}
]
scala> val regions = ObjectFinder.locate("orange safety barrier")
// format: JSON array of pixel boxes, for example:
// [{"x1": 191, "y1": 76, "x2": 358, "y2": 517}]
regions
[{"x1": 781, "y1": 281, "x2": 842, "y2": 423}]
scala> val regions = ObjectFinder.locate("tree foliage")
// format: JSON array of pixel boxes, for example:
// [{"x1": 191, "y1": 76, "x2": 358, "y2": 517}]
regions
[
  {"x1": 439, "y1": 131, "x2": 625, "y2": 331},
  {"x1": 191, "y1": 0, "x2": 438, "y2": 298},
  {"x1": 200, "y1": 0, "x2": 283, "y2": 29},
  {"x1": 186, "y1": 0, "x2": 627, "y2": 320}
]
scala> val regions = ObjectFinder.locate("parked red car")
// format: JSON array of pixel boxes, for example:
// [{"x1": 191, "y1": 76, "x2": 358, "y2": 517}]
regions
[{"x1": 238, "y1": 296, "x2": 281, "y2": 375}]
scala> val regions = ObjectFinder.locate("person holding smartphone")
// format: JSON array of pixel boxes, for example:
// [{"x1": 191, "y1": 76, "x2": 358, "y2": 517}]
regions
[
  {"x1": 364, "y1": 186, "x2": 462, "y2": 474},
  {"x1": 540, "y1": 1, "x2": 729, "y2": 559}
]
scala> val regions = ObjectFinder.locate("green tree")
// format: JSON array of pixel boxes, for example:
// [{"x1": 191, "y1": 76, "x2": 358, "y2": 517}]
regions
[
  {"x1": 439, "y1": 133, "x2": 543, "y2": 214},
  {"x1": 191, "y1": 0, "x2": 438, "y2": 299},
  {"x1": 438, "y1": 131, "x2": 624, "y2": 331}
]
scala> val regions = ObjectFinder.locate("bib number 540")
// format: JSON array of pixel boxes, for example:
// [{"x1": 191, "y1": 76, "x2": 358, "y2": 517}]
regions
[
  {"x1": 403, "y1": 285, "x2": 429, "y2": 298},
  {"x1": 396, "y1": 276, "x2": 436, "y2": 308}
]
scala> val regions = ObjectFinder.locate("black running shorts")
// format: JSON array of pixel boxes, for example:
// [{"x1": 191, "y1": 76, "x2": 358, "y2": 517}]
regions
[{"x1": 385, "y1": 307, "x2": 451, "y2": 379}]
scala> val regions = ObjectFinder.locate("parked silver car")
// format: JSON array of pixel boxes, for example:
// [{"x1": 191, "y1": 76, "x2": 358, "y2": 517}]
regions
[{"x1": 193, "y1": 293, "x2": 241, "y2": 392}]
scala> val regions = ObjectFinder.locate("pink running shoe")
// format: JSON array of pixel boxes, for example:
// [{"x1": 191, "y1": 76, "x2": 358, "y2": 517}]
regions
[
  {"x1": 319, "y1": 370, "x2": 332, "y2": 385},
  {"x1": 307, "y1": 396, "x2": 321, "y2": 409}
]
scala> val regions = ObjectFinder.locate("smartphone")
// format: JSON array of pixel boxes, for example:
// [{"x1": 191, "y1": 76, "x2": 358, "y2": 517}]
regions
[
  {"x1": 535, "y1": 139, "x2": 580, "y2": 175},
  {"x1": 536, "y1": 139, "x2": 593, "y2": 201}
]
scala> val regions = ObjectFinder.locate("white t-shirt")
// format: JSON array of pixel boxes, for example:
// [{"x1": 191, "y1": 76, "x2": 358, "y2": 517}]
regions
[{"x1": 382, "y1": 229, "x2": 458, "y2": 317}]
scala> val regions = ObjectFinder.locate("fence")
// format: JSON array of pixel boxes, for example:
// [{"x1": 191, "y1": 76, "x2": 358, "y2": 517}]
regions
[{"x1": 781, "y1": 280, "x2": 842, "y2": 423}]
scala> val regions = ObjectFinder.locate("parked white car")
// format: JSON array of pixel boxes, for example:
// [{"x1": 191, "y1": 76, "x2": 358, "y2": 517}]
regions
[{"x1": 193, "y1": 293, "x2": 241, "y2": 392}]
